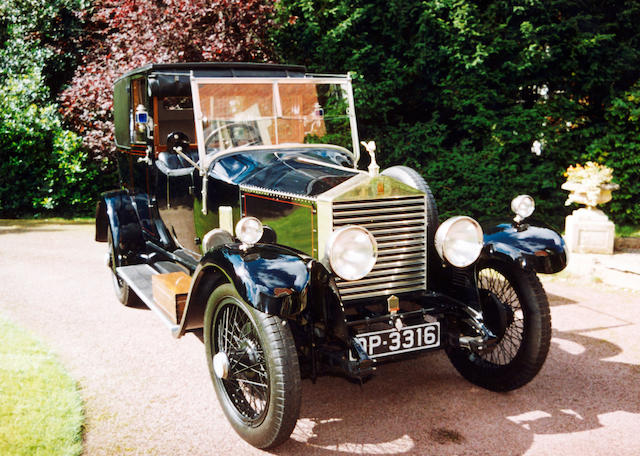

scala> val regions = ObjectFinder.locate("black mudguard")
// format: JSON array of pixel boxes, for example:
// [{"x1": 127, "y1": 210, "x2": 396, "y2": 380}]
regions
[
  {"x1": 482, "y1": 220, "x2": 568, "y2": 274},
  {"x1": 179, "y1": 243, "x2": 313, "y2": 335},
  {"x1": 95, "y1": 190, "x2": 145, "y2": 254},
  {"x1": 96, "y1": 190, "x2": 169, "y2": 254}
]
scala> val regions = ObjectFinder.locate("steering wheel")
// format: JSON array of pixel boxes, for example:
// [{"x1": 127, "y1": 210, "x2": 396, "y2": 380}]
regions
[
  {"x1": 165, "y1": 131, "x2": 196, "y2": 168},
  {"x1": 203, "y1": 122, "x2": 261, "y2": 152},
  {"x1": 166, "y1": 131, "x2": 190, "y2": 152}
]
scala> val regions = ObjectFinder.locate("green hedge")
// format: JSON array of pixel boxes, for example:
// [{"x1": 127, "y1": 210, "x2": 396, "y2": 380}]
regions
[
  {"x1": 0, "y1": 71, "x2": 109, "y2": 217},
  {"x1": 272, "y1": 0, "x2": 640, "y2": 227}
]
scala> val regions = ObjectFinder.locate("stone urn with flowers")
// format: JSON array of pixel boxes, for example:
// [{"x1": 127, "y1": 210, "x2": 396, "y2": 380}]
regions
[{"x1": 562, "y1": 162, "x2": 619, "y2": 254}]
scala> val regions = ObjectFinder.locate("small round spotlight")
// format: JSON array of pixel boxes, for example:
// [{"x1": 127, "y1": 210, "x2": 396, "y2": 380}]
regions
[
  {"x1": 235, "y1": 217, "x2": 263, "y2": 247},
  {"x1": 511, "y1": 195, "x2": 535, "y2": 223}
]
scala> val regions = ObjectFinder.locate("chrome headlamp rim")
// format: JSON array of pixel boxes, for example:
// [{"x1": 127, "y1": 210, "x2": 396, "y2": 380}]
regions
[
  {"x1": 326, "y1": 225, "x2": 378, "y2": 281},
  {"x1": 434, "y1": 216, "x2": 484, "y2": 268},
  {"x1": 235, "y1": 216, "x2": 264, "y2": 247},
  {"x1": 511, "y1": 194, "x2": 535, "y2": 223}
]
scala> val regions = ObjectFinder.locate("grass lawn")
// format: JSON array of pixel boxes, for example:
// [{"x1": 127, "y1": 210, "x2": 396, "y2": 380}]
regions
[{"x1": 0, "y1": 316, "x2": 84, "y2": 456}]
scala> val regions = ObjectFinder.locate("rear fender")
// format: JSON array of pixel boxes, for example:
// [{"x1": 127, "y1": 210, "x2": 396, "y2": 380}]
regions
[
  {"x1": 481, "y1": 220, "x2": 568, "y2": 274},
  {"x1": 178, "y1": 243, "x2": 313, "y2": 336},
  {"x1": 95, "y1": 190, "x2": 145, "y2": 254}
]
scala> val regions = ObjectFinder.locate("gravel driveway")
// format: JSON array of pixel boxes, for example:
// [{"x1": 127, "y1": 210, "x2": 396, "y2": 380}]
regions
[{"x1": 1, "y1": 222, "x2": 639, "y2": 455}]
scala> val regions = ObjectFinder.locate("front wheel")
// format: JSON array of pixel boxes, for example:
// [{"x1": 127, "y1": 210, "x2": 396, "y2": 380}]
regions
[
  {"x1": 204, "y1": 284, "x2": 301, "y2": 449},
  {"x1": 446, "y1": 260, "x2": 551, "y2": 391}
]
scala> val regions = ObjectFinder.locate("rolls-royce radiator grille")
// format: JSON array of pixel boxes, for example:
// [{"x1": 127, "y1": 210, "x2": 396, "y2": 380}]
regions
[{"x1": 332, "y1": 196, "x2": 427, "y2": 301}]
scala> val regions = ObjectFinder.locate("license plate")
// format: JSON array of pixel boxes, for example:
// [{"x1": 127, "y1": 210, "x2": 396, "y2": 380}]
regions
[{"x1": 353, "y1": 322, "x2": 440, "y2": 360}]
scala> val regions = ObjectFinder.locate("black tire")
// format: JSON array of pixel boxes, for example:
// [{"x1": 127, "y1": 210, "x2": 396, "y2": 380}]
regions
[
  {"x1": 204, "y1": 284, "x2": 301, "y2": 449},
  {"x1": 446, "y1": 260, "x2": 551, "y2": 391},
  {"x1": 107, "y1": 227, "x2": 136, "y2": 307}
]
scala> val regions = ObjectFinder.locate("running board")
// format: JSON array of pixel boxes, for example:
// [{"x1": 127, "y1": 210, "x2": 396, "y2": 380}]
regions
[{"x1": 116, "y1": 264, "x2": 182, "y2": 336}]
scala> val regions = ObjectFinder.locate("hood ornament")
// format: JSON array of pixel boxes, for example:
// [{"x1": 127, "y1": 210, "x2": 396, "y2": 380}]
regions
[{"x1": 361, "y1": 140, "x2": 379, "y2": 177}]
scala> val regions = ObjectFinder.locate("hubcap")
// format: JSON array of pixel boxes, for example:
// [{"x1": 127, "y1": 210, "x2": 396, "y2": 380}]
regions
[{"x1": 213, "y1": 351, "x2": 230, "y2": 379}]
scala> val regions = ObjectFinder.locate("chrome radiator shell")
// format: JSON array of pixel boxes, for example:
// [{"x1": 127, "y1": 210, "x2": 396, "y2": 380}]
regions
[{"x1": 317, "y1": 174, "x2": 428, "y2": 301}]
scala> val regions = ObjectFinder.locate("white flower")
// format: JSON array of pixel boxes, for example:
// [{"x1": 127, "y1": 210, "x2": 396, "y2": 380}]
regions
[{"x1": 531, "y1": 140, "x2": 543, "y2": 156}]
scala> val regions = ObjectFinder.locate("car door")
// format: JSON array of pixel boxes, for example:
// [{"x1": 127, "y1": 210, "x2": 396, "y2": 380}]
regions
[{"x1": 154, "y1": 151, "x2": 199, "y2": 253}]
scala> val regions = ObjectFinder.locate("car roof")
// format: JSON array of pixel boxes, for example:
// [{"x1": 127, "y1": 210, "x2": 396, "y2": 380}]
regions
[{"x1": 115, "y1": 62, "x2": 307, "y2": 84}]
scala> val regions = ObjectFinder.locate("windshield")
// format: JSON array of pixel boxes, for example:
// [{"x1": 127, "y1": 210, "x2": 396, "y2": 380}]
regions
[{"x1": 190, "y1": 77, "x2": 359, "y2": 164}]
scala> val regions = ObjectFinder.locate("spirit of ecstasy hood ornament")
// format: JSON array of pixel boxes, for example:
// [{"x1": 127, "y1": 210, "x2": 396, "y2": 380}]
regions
[{"x1": 361, "y1": 140, "x2": 379, "y2": 177}]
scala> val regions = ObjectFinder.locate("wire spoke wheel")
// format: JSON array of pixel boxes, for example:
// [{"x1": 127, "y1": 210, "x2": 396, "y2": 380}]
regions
[
  {"x1": 445, "y1": 260, "x2": 551, "y2": 391},
  {"x1": 214, "y1": 301, "x2": 269, "y2": 423},
  {"x1": 204, "y1": 284, "x2": 301, "y2": 449},
  {"x1": 477, "y1": 267, "x2": 525, "y2": 365}
]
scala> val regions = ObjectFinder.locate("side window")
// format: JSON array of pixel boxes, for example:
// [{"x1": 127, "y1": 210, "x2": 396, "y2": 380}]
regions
[
  {"x1": 157, "y1": 96, "x2": 195, "y2": 146},
  {"x1": 130, "y1": 78, "x2": 147, "y2": 144}
]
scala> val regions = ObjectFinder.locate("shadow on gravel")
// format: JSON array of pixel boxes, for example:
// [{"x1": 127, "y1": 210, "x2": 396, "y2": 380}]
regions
[
  {"x1": 270, "y1": 326, "x2": 637, "y2": 455},
  {"x1": 546, "y1": 292, "x2": 578, "y2": 307}
]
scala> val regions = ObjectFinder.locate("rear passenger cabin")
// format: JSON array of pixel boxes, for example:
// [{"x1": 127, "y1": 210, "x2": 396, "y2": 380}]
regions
[{"x1": 112, "y1": 62, "x2": 307, "y2": 179}]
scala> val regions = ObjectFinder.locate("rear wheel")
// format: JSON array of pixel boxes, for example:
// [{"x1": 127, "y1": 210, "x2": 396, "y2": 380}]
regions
[
  {"x1": 107, "y1": 227, "x2": 136, "y2": 307},
  {"x1": 204, "y1": 284, "x2": 301, "y2": 449},
  {"x1": 446, "y1": 260, "x2": 551, "y2": 391}
]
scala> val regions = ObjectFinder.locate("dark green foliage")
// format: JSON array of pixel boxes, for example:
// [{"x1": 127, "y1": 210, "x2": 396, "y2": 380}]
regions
[
  {"x1": 272, "y1": 0, "x2": 640, "y2": 225},
  {"x1": 0, "y1": 0, "x2": 87, "y2": 93},
  {"x1": 0, "y1": 0, "x2": 114, "y2": 217},
  {"x1": 0, "y1": 72, "x2": 113, "y2": 217},
  {"x1": 586, "y1": 84, "x2": 640, "y2": 225}
]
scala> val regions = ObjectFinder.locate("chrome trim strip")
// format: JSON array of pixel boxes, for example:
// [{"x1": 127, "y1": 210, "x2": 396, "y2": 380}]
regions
[
  {"x1": 317, "y1": 198, "x2": 332, "y2": 261},
  {"x1": 364, "y1": 226, "x2": 427, "y2": 235},
  {"x1": 374, "y1": 251, "x2": 426, "y2": 262},
  {"x1": 337, "y1": 272, "x2": 424, "y2": 287},
  {"x1": 333, "y1": 204, "x2": 425, "y2": 216},
  {"x1": 374, "y1": 233, "x2": 426, "y2": 242},
  {"x1": 331, "y1": 197, "x2": 426, "y2": 209},
  {"x1": 342, "y1": 220, "x2": 425, "y2": 230},
  {"x1": 239, "y1": 184, "x2": 318, "y2": 203},
  {"x1": 339, "y1": 283, "x2": 427, "y2": 298},
  {"x1": 333, "y1": 213, "x2": 425, "y2": 223},
  {"x1": 364, "y1": 264, "x2": 426, "y2": 278},
  {"x1": 373, "y1": 243, "x2": 426, "y2": 253},
  {"x1": 376, "y1": 239, "x2": 424, "y2": 253}
]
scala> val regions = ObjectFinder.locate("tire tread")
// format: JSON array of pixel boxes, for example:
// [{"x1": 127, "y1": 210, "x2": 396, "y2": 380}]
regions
[
  {"x1": 446, "y1": 261, "x2": 551, "y2": 392},
  {"x1": 204, "y1": 284, "x2": 301, "y2": 449}
]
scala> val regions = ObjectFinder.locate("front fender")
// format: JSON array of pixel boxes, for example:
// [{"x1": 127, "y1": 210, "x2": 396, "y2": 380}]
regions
[
  {"x1": 481, "y1": 220, "x2": 568, "y2": 274},
  {"x1": 179, "y1": 244, "x2": 312, "y2": 335}
]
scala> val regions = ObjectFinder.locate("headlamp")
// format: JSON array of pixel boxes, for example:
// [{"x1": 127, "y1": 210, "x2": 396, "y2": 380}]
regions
[
  {"x1": 434, "y1": 216, "x2": 483, "y2": 268},
  {"x1": 326, "y1": 225, "x2": 377, "y2": 281}
]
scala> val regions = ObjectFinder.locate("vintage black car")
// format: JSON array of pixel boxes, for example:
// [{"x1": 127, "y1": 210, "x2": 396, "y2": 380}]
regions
[{"x1": 96, "y1": 63, "x2": 568, "y2": 449}]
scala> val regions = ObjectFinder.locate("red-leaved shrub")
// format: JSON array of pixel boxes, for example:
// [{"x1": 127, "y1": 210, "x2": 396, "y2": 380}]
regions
[{"x1": 59, "y1": 0, "x2": 275, "y2": 162}]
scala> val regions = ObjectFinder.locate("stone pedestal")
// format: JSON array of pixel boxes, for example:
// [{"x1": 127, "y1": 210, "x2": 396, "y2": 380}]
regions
[{"x1": 564, "y1": 208, "x2": 615, "y2": 254}]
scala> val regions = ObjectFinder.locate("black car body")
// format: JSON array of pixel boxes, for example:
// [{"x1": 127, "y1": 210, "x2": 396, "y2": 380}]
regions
[{"x1": 96, "y1": 63, "x2": 568, "y2": 449}]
